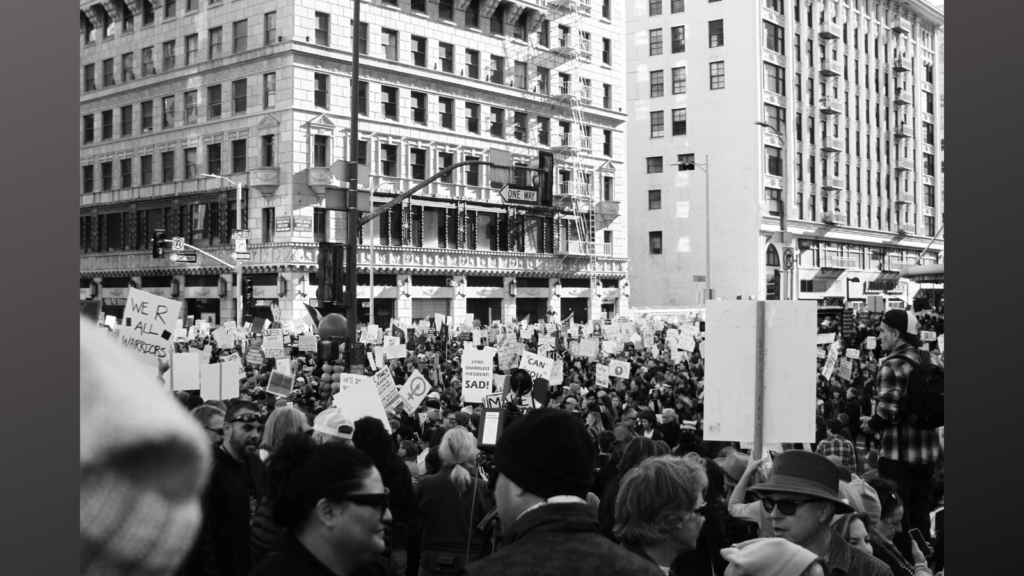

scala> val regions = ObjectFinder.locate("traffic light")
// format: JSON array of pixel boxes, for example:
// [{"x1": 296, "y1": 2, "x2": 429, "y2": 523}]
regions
[
  {"x1": 243, "y1": 278, "x2": 254, "y2": 304},
  {"x1": 677, "y1": 154, "x2": 696, "y2": 171},
  {"x1": 152, "y1": 229, "x2": 167, "y2": 259},
  {"x1": 535, "y1": 150, "x2": 554, "y2": 206},
  {"x1": 767, "y1": 269, "x2": 781, "y2": 300}
]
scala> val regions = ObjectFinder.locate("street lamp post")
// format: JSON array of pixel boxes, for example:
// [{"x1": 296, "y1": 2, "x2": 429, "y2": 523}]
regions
[
  {"x1": 201, "y1": 173, "x2": 244, "y2": 326},
  {"x1": 755, "y1": 121, "x2": 794, "y2": 300},
  {"x1": 674, "y1": 156, "x2": 712, "y2": 303}
]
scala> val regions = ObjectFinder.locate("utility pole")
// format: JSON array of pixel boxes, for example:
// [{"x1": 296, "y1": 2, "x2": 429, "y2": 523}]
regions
[
  {"x1": 201, "y1": 174, "x2": 245, "y2": 324},
  {"x1": 345, "y1": 0, "x2": 363, "y2": 372},
  {"x1": 755, "y1": 121, "x2": 794, "y2": 300}
]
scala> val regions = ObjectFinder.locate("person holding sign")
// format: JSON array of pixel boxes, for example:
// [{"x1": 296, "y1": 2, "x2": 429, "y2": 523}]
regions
[{"x1": 248, "y1": 434, "x2": 394, "y2": 576}]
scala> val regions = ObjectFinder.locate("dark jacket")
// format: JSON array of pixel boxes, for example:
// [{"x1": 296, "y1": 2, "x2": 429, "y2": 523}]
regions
[
  {"x1": 622, "y1": 542, "x2": 673, "y2": 574},
  {"x1": 415, "y1": 465, "x2": 493, "y2": 555},
  {"x1": 592, "y1": 460, "x2": 619, "y2": 498},
  {"x1": 461, "y1": 503, "x2": 663, "y2": 576},
  {"x1": 248, "y1": 531, "x2": 394, "y2": 576},
  {"x1": 824, "y1": 529, "x2": 894, "y2": 576},
  {"x1": 672, "y1": 501, "x2": 731, "y2": 576},
  {"x1": 597, "y1": 472, "x2": 625, "y2": 540},
  {"x1": 183, "y1": 443, "x2": 264, "y2": 576},
  {"x1": 658, "y1": 422, "x2": 682, "y2": 448}
]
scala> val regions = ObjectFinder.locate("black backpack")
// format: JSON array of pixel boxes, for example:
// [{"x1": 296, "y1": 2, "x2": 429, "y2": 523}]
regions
[{"x1": 886, "y1": 354, "x2": 944, "y2": 429}]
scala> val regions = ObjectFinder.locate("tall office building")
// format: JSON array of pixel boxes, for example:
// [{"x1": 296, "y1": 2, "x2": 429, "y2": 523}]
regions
[
  {"x1": 79, "y1": 0, "x2": 629, "y2": 327},
  {"x1": 625, "y1": 0, "x2": 943, "y2": 310}
]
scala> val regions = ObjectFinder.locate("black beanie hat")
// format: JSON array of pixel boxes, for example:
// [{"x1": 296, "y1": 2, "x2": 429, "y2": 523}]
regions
[{"x1": 493, "y1": 409, "x2": 596, "y2": 499}]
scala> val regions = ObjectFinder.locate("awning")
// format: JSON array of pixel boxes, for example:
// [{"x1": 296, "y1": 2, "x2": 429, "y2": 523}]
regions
[
  {"x1": 865, "y1": 272, "x2": 901, "y2": 293},
  {"x1": 900, "y1": 264, "x2": 944, "y2": 283}
]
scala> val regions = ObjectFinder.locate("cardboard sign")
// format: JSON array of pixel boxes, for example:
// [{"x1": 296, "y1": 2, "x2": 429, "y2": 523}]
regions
[
  {"x1": 845, "y1": 348, "x2": 861, "y2": 360},
  {"x1": 518, "y1": 351, "x2": 554, "y2": 381},
  {"x1": 262, "y1": 328, "x2": 285, "y2": 357},
  {"x1": 397, "y1": 369, "x2": 431, "y2": 412},
  {"x1": 266, "y1": 370, "x2": 295, "y2": 397},
  {"x1": 483, "y1": 393, "x2": 504, "y2": 409},
  {"x1": 817, "y1": 332, "x2": 837, "y2": 346},
  {"x1": 608, "y1": 359, "x2": 631, "y2": 380},
  {"x1": 298, "y1": 334, "x2": 317, "y2": 352},
  {"x1": 462, "y1": 348, "x2": 495, "y2": 403},
  {"x1": 220, "y1": 360, "x2": 242, "y2": 399},
  {"x1": 246, "y1": 347, "x2": 266, "y2": 367},
  {"x1": 384, "y1": 344, "x2": 407, "y2": 359},
  {"x1": 120, "y1": 288, "x2": 183, "y2": 366},
  {"x1": 333, "y1": 376, "x2": 391, "y2": 432},
  {"x1": 595, "y1": 364, "x2": 610, "y2": 388},
  {"x1": 200, "y1": 362, "x2": 221, "y2": 401},
  {"x1": 837, "y1": 358, "x2": 854, "y2": 381},
  {"x1": 372, "y1": 367, "x2": 403, "y2": 412},
  {"x1": 170, "y1": 352, "x2": 201, "y2": 392},
  {"x1": 822, "y1": 344, "x2": 840, "y2": 381}
]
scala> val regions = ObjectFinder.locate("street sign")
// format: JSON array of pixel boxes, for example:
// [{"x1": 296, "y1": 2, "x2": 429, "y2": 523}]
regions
[
  {"x1": 170, "y1": 252, "x2": 197, "y2": 263},
  {"x1": 783, "y1": 248, "x2": 795, "y2": 270},
  {"x1": 234, "y1": 252, "x2": 252, "y2": 260},
  {"x1": 693, "y1": 275, "x2": 706, "y2": 283},
  {"x1": 235, "y1": 238, "x2": 247, "y2": 253},
  {"x1": 231, "y1": 230, "x2": 250, "y2": 240},
  {"x1": 501, "y1": 187, "x2": 539, "y2": 204},
  {"x1": 172, "y1": 237, "x2": 185, "y2": 251}
]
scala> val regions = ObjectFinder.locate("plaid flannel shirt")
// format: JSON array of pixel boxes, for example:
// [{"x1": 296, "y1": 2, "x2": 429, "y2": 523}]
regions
[
  {"x1": 816, "y1": 433, "x2": 857, "y2": 468},
  {"x1": 867, "y1": 343, "x2": 942, "y2": 465}
]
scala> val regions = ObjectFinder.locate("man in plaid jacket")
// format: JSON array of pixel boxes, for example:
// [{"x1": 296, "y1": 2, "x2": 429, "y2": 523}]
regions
[
  {"x1": 860, "y1": 309, "x2": 941, "y2": 545},
  {"x1": 816, "y1": 418, "x2": 857, "y2": 468}
]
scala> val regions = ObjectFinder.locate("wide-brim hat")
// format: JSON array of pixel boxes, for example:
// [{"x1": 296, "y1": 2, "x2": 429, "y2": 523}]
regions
[{"x1": 748, "y1": 451, "x2": 855, "y2": 514}]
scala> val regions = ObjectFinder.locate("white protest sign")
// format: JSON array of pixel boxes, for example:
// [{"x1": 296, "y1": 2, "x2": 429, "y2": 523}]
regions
[
  {"x1": 339, "y1": 373, "x2": 369, "y2": 392},
  {"x1": 817, "y1": 348, "x2": 827, "y2": 359},
  {"x1": 397, "y1": 369, "x2": 431, "y2": 412},
  {"x1": 384, "y1": 336, "x2": 400, "y2": 348},
  {"x1": 837, "y1": 358, "x2": 854, "y2": 381},
  {"x1": 220, "y1": 359, "x2": 242, "y2": 399},
  {"x1": 522, "y1": 327, "x2": 535, "y2": 341},
  {"x1": 703, "y1": 300, "x2": 817, "y2": 444},
  {"x1": 384, "y1": 345, "x2": 407, "y2": 359},
  {"x1": 518, "y1": 351, "x2": 554, "y2": 381},
  {"x1": 372, "y1": 367, "x2": 403, "y2": 412},
  {"x1": 595, "y1": 364, "x2": 611, "y2": 388},
  {"x1": 937, "y1": 334, "x2": 944, "y2": 353},
  {"x1": 920, "y1": 330, "x2": 937, "y2": 342},
  {"x1": 537, "y1": 343, "x2": 553, "y2": 357},
  {"x1": 818, "y1": 332, "x2": 837, "y2": 346},
  {"x1": 579, "y1": 338, "x2": 599, "y2": 359},
  {"x1": 200, "y1": 362, "x2": 221, "y2": 401},
  {"x1": 275, "y1": 356, "x2": 292, "y2": 376},
  {"x1": 548, "y1": 358, "x2": 564, "y2": 387},
  {"x1": 666, "y1": 328, "x2": 680, "y2": 338},
  {"x1": 538, "y1": 335, "x2": 556, "y2": 348},
  {"x1": 121, "y1": 288, "x2": 183, "y2": 366},
  {"x1": 298, "y1": 334, "x2": 317, "y2": 352},
  {"x1": 483, "y1": 393, "x2": 504, "y2": 409},
  {"x1": 472, "y1": 330, "x2": 485, "y2": 346},
  {"x1": 266, "y1": 370, "x2": 295, "y2": 397},
  {"x1": 845, "y1": 348, "x2": 861, "y2": 360},
  {"x1": 462, "y1": 348, "x2": 496, "y2": 403},
  {"x1": 822, "y1": 345, "x2": 839, "y2": 381},
  {"x1": 608, "y1": 359, "x2": 631, "y2": 380},
  {"x1": 171, "y1": 352, "x2": 201, "y2": 392},
  {"x1": 262, "y1": 329, "x2": 285, "y2": 357},
  {"x1": 866, "y1": 336, "x2": 877, "y2": 350},
  {"x1": 333, "y1": 377, "x2": 391, "y2": 432}
]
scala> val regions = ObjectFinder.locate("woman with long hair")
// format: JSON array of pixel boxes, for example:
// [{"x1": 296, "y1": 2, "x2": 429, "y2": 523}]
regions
[
  {"x1": 834, "y1": 512, "x2": 874, "y2": 556},
  {"x1": 251, "y1": 407, "x2": 311, "y2": 564},
  {"x1": 867, "y1": 478, "x2": 932, "y2": 576},
  {"x1": 414, "y1": 427, "x2": 493, "y2": 576},
  {"x1": 398, "y1": 439, "x2": 422, "y2": 485},
  {"x1": 258, "y1": 406, "x2": 310, "y2": 462},
  {"x1": 248, "y1": 434, "x2": 393, "y2": 576},
  {"x1": 585, "y1": 409, "x2": 606, "y2": 444},
  {"x1": 352, "y1": 417, "x2": 419, "y2": 576}
]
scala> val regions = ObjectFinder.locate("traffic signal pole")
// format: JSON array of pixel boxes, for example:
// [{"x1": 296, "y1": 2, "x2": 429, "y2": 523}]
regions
[
  {"x1": 235, "y1": 180, "x2": 244, "y2": 326},
  {"x1": 346, "y1": 0, "x2": 363, "y2": 371}
]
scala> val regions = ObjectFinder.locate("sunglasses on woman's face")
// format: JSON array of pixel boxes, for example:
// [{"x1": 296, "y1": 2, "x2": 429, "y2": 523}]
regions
[
  {"x1": 336, "y1": 488, "x2": 391, "y2": 520},
  {"x1": 761, "y1": 497, "x2": 819, "y2": 516}
]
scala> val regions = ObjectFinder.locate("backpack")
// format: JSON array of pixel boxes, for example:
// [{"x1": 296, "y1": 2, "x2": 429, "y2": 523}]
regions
[{"x1": 885, "y1": 354, "x2": 944, "y2": 429}]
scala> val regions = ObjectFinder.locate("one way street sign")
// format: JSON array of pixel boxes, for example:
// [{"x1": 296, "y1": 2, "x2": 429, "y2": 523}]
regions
[{"x1": 169, "y1": 252, "x2": 198, "y2": 263}]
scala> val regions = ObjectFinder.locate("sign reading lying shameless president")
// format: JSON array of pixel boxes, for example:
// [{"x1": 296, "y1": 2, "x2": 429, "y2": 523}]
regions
[{"x1": 121, "y1": 287, "x2": 183, "y2": 366}]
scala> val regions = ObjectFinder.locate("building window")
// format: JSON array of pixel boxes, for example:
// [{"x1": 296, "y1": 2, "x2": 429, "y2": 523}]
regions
[
  {"x1": 509, "y1": 60, "x2": 526, "y2": 90},
  {"x1": 207, "y1": 143, "x2": 221, "y2": 175},
  {"x1": 439, "y1": 42, "x2": 454, "y2": 73},
  {"x1": 381, "y1": 86, "x2": 398, "y2": 120},
  {"x1": 650, "y1": 0, "x2": 662, "y2": 16},
  {"x1": 184, "y1": 91, "x2": 198, "y2": 124},
  {"x1": 439, "y1": 0, "x2": 454, "y2": 20},
  {"x1": 649, "y1": 29, "x2": 663, "y2": 56},
  {"x1": 263, "y1": 73, "x2": 276, "y2": 109},
  {"x1": 119, "y1": 105, "x2": 132, "y2": 137},
  {"x1": 650, "y1": 111, "x2": 664, "y2": 138},
  {"x1": 141, "y1": 155, "x2": 153, "y2": 185},
  {"x1": 231, "y1": 139, "x2": 246, "y2": 174},
  {"x1": 83, "y1": 165, "x2": 95, "y2": 193},
  {"x1": 490, "y1": 55, "x2": 505, "y2": 84},
  {"x1": 648, "y1": 190, "x2": 662, "y2": 210},
  {"x1": 491, "y1": 5, "x2": 505, "y2": 35},
  {"x1": 766, "y1": 146, "x2": 783, "y2": 176},
  {"x1": 671, "y1": 0, "x2": 684, "y2": 13},
  {"x1": 671, "y1": 26, "x2": 685, "y2": 53},
  {"x1": 603, "y1": 0, "x2": 612, "y2": 19},
  {"x1": 162, "y1": 96, "x2": 175, "y2": 128},
  {"x1": 764, "y1": 63, "x2": 785, "y2": 96},
  {"x1": 490, "y1": 107, "x2": 505, "y2": 138},
  {"x1": 466, "y1": 49, "x2": 480, "y2": 78},
  {"x1": 203, "y1": 85, "x2": 221, "y2": 119},
  {"x1": 513, "y1": 112, "x2": 527, "y2": 141},
  {"x1": 209, "y1": 27, "x2": 223, "y2": 60},
  {"x1": 142, "y1": 0, "x2": 154, "y2": 26},
  {"x1": 184, "y1": 148, "x2": 197, "y2": 180},
  {"x1": 232, "y1": 79, "x2": 247, "y2": 114},
  {"x1": 382, "y1": 29, "x2": 398, "y2": 61},
  {"x1": 357, "y1": 81, "x2": 367, "y2": 115},
  {"x1": 439, "y1": 97, "x2": 454, "y2": 129},
  {"x1": 764, "y1": 21, "x2": 784, "y2": 54},
  {"x1": 650, "y1": 70, "x2": 664, "y2": 97},
  {"x1": 313, "y1": 73, "x2": 328, "y2": 109},
  {"x1": 83, "y1": 114, "x2": 95, "y2": 144},
  {"x1": 265, "y1": 12, "x2": 277, "y2": 45},
  {"x1": 924, "y1": 153, "x2": 935, "y2": 176},
  {"x1": 380, "y1": 144, "x2": 397, "y2": 177},
  {"x1": 647, "y1": 157, "x2": 663, "y2": 173},
  {"x1": 411, "y1": 92, "x2": 427, "y2": 124},
  {"x1": 438, "y1": 151, "x2": 454, "y2": 183},
  {"x1": 83, "y1": 63, "x2": 97, "y2": 93},
  {"x1": 409, "y1": 148, "x2": 427, "y2": 180},
  {"x1": 709, "y1": 61, "x2": 725, "y2": 90},
  {"x1": 120, "y1": 158, "x2": 133, "y2": 188},
  {"x1": 649, "y1": 231, "x2": 663, "y2": 254},
  {"x1": 764, "y1": 104, "x2": 785, "y2": 137},
  {"x1": 315, "y1": 12, "x2": 329, "y2": 46},
  {"x1": 924, "y1": 185, "x2": 935, "y2": 207},
  {"x1": 466, "y1": 103, "x2": 480, "y2": 133},
  {"x1": 262, "y1": 135, "x2": 275, "y2": 167},
  {"x1": 466, "y1": 155, "x2": 480, "y2": 186},
  {"x1": 466, "y1": 0, "x2": 480, "y2": 28},
  {"x1": 535, "y1": 66, "x2": 550, "y2": 95},
  {"x1": 358, "y1": 23, "x2": 368, "y2": 55},
  {"x1": 262, "y1": 207, "x2": 276, "y2": 242},
  {"x1": 164, "y1": 0, "x2": 176, "y2": 18},
  {"x1": 233, "y1": 20, "x2": 247, "y2": 53},
  {"x1": 766, "y1": 188, "x2": 781, "y2": 217},
  {"x1": 709, "y1": 20, "x2": 724, "y2": 47},
  {"x1": 185, "y1": 34, "x2": 198, "y2": 65},
  {"x1": 120, "y1": 53, "x2": 135, "y2": 83},
  {"x1": 604, "y1": 83, "x2": 613, "y2": 109},
  {"x1": 412, "y1": 36, "x2": 427, "y2": 67},
  {"x1": 102, "y1": 59, "x2": 115, "y2": 88},
  {"x1": 161, "y1": 151, "x2": 175, "y2": 182},
  {"x1": 141, "y1": 101, "x2": 153, "y2": 131},
  {"x1": 672, "y1": 108, "x2": 686, "y2": 136},
  {"x1": 603, "y1": 38, "x2": 612, "y2": 64},
  {"x1": 313, "y1": 135, "x2": 328, "y2": 168},
  {"x1": 162, "y1": 40, "x2": 176, "y2": 71},
  {"x1": 600, "y1": 129, "x2": 610, "y2": 155},
  {"x1": 672, "y1": 67, "x2": 686, "y2": 94}
]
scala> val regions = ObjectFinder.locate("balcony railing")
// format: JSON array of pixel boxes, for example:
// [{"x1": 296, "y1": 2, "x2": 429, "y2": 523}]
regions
[
  {"x1": 822, "y1": 256, "x2": 859, "y2": 268},
  {"x1": 556, "y1": 181, "x2": 592, "y2": 198},
  {"x1": 819, "y1": 97, "x2": 842, "y2": 115},
  {"x1": 895, "y1": 159, "x2": 914, "y2": 172},
  {"x1": 819, "y1": 59, "x2": 842, "y2": 77},
  {"x1": 894, "y1": 89, "x2": 912, "y2": 106},
  {"x1": 895, "y1": 124, "x2": 913, "y2": 139},
  {"x1": 893, "y1": 56, "x2": 912, "y2": 73},
  {"x1": 819, "y1": 22, "x2": 842, "y2": 40},
  {"x1": 556, "y1": 240, "x2": 611, "y2": 256},
  {"x1": 549, "y1": 0, "x2": 592, "y2": 12},
  {"x1": 891, "y1": 17, "x2": 911, "y2": 35},
  {"x1": 822, "y1": 211, "x2": 847, "y2": 226},
  {"x1": 822, "y1": 177, "x2": 844, "y2": 191},
  {"x1": 897, "y1": 223, "x2": 916, "y2": 235},
  {"x1": 896, "y1": 192, "x2": 916, "y2": 205},
  {"x1": 822, "y1": 138, "x2": 844, "y2": 153}
]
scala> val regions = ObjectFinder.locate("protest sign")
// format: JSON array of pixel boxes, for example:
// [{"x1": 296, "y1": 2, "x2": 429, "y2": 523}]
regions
[
  {"x1": 845, "y1": 348, "x2": 861, "y2": 360},
  {"x1": 120, "y1": 288, "x2": 183, "y2": 366},
  {"x1": 200, "y1": 363, "x2": 221, "y2": 401},
  {"x1": 245, "y1": 347, "x2": 266, "y2": 367},
  {"x1": 671, "y1": 350, "x2": 685, "y2": 364},
  {"x1": 817, "y1": 332, "x2": 837, "y2": 346},
  {"x1": 595, "y1": 364, "x2": 610, "y2": 388},
  {"x1": 275, "y1": 356, "x2": 292, "y2": 376},
  {"x1": 105, "y1": 315, "x2": 119, "y2": 330},
  {"x1": 608, "y1": 359, "x2": 631, "y2": 380},
  {"x1": 220, "y1": 359, "x2": 242, "y2": 399},
  {"x1": 567, "y1": 340, "x2": 580, "y2": 357},
  {"x1": 548, "y1": 358, "x2": 564, "y2": 387},
  {"x1": 297, "y1": 334, "x2": 316, "y2": 352},
  {"x1": 266, "y1": 370, "x2": 295, "y2": 397},
  {"x1": 921, "y1": 330, "x2": 937, "y2": 342},
  {"x1": 333, "y1": 377, "x2": 391, "y2": 432},
  {"x1": 170, "y1": 352, "x2": 201, "y2": 392},
  {"x1": 518, "y1": 351, "x2": 554, "y2": 381},
  {"x1": 538, "y1": 335, "x2": 556, "y2": 348},
  {"x1": 384, "y1": 336, "x2": 400, "y2": 348},
  {"x1": 384, "y1": 344, "x2": 407, "y2": 359},
  {"x1": 666, "y1": 328, "x2": 680, "y2": 338},
  {"x1": 462, "y1": 348, "x2": 495, "y2": 403},
  {"x1": 496, "y1": 336, "x2": 522, "y2": 371},
  {"x1": 372, "y1": 367, "x2": 404, "y2": 412},
  {"x1": 822, "y1": 343, "x2": 840, "y2": 381},
  {"x1": 579, "y1": 338, "x2": 599, "y2": 359},
  {"x1": 537, "y1": 343, "x2": 553, "y2": 357},
  {"x1": 339, "y1": 373, "x2": 368, "y2": 392},
  {"x1": 866, "y1": 336, "x2": 877, "y2": 350},
  {"x1": 483, "y1": 393, "x2": 504, "y2": 409},
  {"x1": 817, "y1": 348, "x2": 827, "y2": 359},
  {"x1": 397, "y1": 369, "x2": 431, "y2": 412},
  {"x1": 937, "y1": 334, "x2": 944, "y2": 353},
  {"x1": 703, "y1": 300, "x2": 817, "y2": 445},
  {"x1": 262, "y1": 329, "x2": 285, "y2": 357},
  {"x1": 837, "y1": 358, "x2": 854, "y2": 381}
]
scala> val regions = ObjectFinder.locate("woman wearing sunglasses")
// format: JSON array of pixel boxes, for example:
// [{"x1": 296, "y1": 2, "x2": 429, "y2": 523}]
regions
[{"x1": 248, "y1": 433, "x2": 394, "y2": 576}]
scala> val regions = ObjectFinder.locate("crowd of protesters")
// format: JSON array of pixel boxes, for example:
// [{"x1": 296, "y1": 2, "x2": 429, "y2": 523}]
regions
[{"x1": 83, "y1": 301, "x2": 944, "y2": 576}]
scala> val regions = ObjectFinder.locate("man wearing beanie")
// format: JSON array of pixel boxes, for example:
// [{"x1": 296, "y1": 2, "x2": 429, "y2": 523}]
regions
[
  {"x1": 860, "y1": 309, "x2": 941, "y2": 548},
  {"x1": 462, "y1": 409, "x2": 662, "y2": 576}
]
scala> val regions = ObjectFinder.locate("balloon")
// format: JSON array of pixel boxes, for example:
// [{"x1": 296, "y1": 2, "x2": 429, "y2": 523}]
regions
[{"x1": 322, "y1": 364, "x2": 334, "y2": 374}]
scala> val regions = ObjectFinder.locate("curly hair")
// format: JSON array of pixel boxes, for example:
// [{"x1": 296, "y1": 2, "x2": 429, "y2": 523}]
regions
[{"x1": 613, "y1": 454, "x2": 708, "y2": 546}]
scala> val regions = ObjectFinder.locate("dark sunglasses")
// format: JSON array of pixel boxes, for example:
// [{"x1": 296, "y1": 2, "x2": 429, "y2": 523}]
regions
[
  {"x1": 336, "y1": 488, "x2": 390, "y2": 519},
  {"x1": 761, "y1": 497, "x2": 819, "y2": 516}
]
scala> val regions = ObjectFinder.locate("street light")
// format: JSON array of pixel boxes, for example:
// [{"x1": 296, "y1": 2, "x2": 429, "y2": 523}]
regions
[
  {"x1": 201, "y1": 173, "x2": 245, "y2": 325},
  {"x1": 674, "y1": 155, "x2": 712, "y2": 302},
  {"x1": 755, "y1": 121, "x2": 794, "y2": 301},
  {"x1": 846, "y1": 277, "x2": 861, "y2": 307}
]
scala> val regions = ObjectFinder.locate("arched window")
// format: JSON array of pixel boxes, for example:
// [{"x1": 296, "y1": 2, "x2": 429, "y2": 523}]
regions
[{"x1": 766, "y1": 244, "x2": 781, "y2": 267}]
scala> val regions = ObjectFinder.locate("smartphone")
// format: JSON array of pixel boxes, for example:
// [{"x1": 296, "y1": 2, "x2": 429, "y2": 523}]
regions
[{"x1": 908, "y1": 528, "x2": 933, "y2": 558}]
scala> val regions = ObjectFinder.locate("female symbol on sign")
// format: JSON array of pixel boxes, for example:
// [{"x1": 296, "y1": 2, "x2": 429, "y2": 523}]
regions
[{"x1": 405, "y1": 375, "x2": 427, "y2": 403}]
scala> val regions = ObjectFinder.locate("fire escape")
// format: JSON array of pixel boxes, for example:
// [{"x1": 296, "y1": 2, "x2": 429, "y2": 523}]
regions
[{"x1": 818, "y1": 7, "x2": 846, "y2": 227}]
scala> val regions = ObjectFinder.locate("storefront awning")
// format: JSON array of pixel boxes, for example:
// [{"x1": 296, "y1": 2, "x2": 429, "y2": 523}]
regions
[{"x1": 900, "y1": 263, "x2": 944, "y2": 283}]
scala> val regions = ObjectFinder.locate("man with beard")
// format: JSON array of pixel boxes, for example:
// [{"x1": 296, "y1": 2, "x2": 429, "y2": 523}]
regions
[{"x1": 182, "y1": 401, "x2": 265, "y2": 576}]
